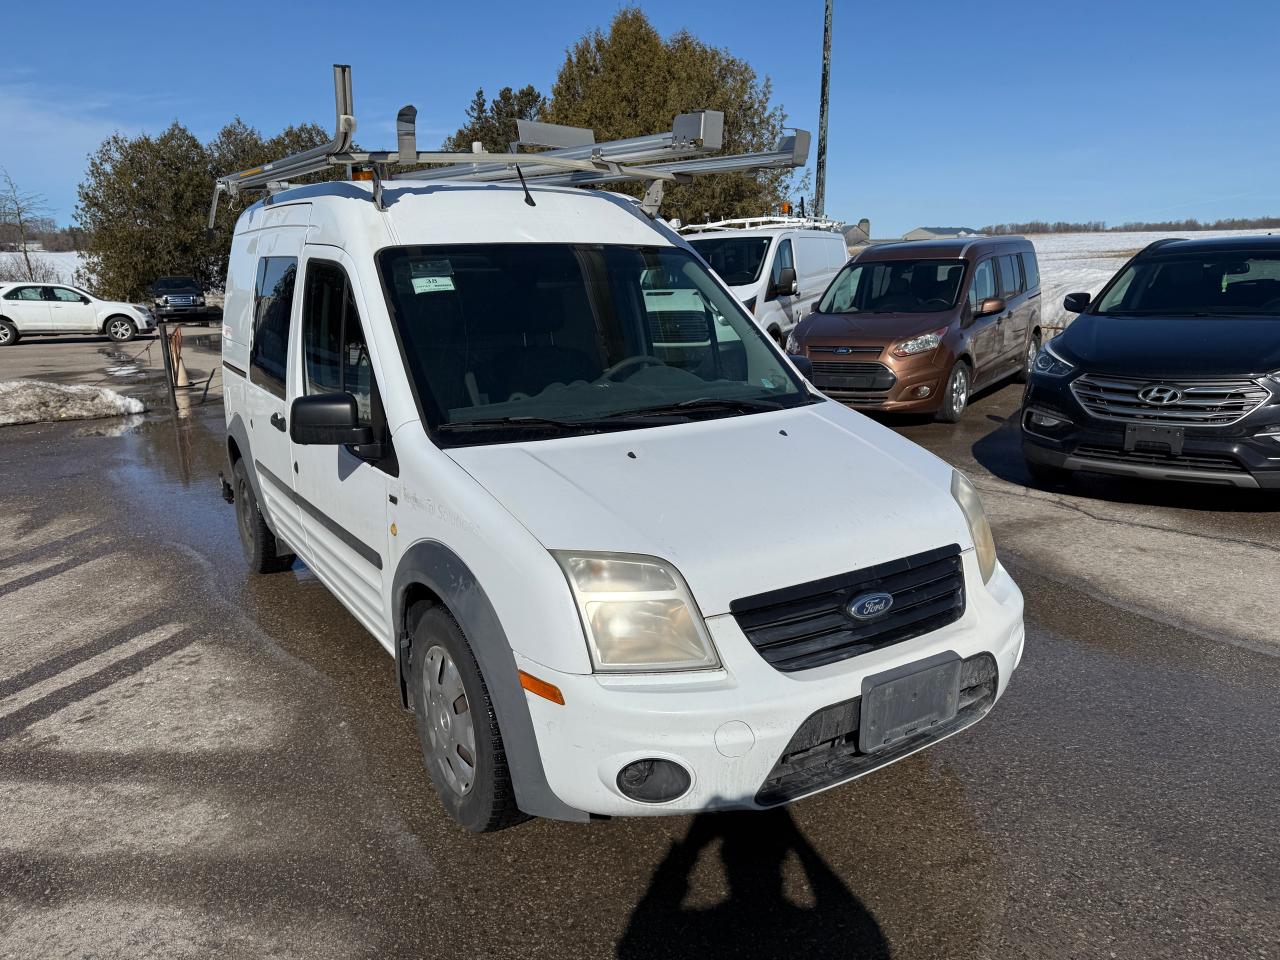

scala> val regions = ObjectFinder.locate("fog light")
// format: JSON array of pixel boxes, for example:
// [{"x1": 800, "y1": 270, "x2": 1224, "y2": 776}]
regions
[
  {"x1": 1028, "y1": 410, "x2": 1068, "y2": 429},
  {"x1": 912, "y1": 385, "x2": 932, "y2": 398},
  {"x1": 616, "y1": 758, "x2": 691, "y2": 803}
]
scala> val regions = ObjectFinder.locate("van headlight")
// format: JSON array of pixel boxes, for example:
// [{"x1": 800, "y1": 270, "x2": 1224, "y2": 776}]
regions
[
  {"x1": 891, "y1": 327, "x2": 947, "y2": 357},
  {"x1": 554, "y1": 552, "x2": 720, "y2": 673},
  {"x1": 950, "y1": 472, "x2": 998, "y2": 583},
  {"x1": 785, "y1": 329, "x2": 803, "y2": 355}
]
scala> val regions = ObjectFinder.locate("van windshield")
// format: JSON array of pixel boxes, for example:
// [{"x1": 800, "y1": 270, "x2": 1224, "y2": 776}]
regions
[
  {"x1": 377, "y1": 244, "x2": 812, "y2": 442},
  {"x1": 1094, "y1": 250, "x2": 1280, "y2": 316},
  {"x1": 686, "y1": 236, "x2": 772, "y2": 286},
  {"x1": 818, "y1": 259, "x2": 966, "y2": 314}
]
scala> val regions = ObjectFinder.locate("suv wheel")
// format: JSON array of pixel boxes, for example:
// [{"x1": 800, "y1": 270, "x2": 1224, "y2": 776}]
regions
[
  {"x1": 407, "y1": 605, "x2": 527, "y2": 832},
  {"x1": 232, "y1": 459, "x2": 294, "y2": 573},
  {"x1": 936, "y1": 361, "x2": 971, "y2": 423},
  {"x1": 1018, "y1": 333, "x2": 1041, "y2": 383},
  {"x1": 106, "y1": 317, "x2": 137, "y2": 342},
  {"x1": 0, "y1": 320, "x2": 18, "y2": 346}
]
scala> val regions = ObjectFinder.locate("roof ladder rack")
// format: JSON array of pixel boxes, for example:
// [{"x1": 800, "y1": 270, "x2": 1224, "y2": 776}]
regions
[{"x1": 209, "y1": 65, "x2": 810, "y2": 227}]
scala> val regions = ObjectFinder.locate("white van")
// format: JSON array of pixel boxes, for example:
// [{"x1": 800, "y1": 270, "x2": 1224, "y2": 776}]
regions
[
  {"x1": 216, "y1": 74, "x2": 1023, "y2": 832},
  {"x1": 683, "y1": 219, "x2": 849, "y2": 345}
]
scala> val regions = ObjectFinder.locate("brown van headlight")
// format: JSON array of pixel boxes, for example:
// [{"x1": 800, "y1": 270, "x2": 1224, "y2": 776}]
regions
[{"x1": 892, "y1": 327, "x2": 947, "y2": 357}]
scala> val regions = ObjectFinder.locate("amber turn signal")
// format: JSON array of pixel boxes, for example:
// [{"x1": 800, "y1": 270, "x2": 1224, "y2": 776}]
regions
[{"x1": 518, "y1": 670, "x2": 565, "y2": 705}]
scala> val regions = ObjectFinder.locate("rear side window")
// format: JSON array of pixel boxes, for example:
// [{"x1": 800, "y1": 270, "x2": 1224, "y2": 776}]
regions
[
  {"x1": 250, "y1": 256, "x2": 298, "y2": 398},
  {"x1": 998, "y1": 254, "x2": 1023, "y2": 298},
  {"x1": 969, "y1": 259, "x2": 997, "y2": 308},
  {"x1": 1021, "y1": 252, "x2": 1039, "y2": 290},
  {"x1": 302, "y1": 261, "x2": 373, "y2": 427}
]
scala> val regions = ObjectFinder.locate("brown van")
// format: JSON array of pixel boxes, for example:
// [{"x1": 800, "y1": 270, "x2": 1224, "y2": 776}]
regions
[{"x1": 786, "y1": 236, "x2": 1042, "y2": 421}]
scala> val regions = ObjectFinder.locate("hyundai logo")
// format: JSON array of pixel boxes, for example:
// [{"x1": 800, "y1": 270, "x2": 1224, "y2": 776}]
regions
[
  {"x1": 1137, "y1": 384, "x2": 1183, "y2": 405},
  {"x1": 848, "y1": 591, "x2": 894, "y2": 620}
]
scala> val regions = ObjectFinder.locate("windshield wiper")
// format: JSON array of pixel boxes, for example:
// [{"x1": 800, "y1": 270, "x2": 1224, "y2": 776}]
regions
[
  {"x1": 437, "y1": 414, "x2": 660, "y2": 433},
  {"x1": 611, "y1": 396, "x2": 788, "y2": 419}
]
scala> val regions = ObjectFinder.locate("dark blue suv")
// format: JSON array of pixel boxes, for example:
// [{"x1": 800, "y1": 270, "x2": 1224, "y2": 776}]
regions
[{"x1": 1021, "y1": 236, "x2": 1280, "y2": 491}]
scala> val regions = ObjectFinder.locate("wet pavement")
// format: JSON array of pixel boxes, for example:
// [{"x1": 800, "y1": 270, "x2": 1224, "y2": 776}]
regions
[{"x1": 1, "y1": 370, "x2": 1278, "y2": 959}]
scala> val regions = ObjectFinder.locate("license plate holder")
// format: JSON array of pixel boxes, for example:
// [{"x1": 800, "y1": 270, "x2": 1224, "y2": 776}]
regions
[
  {"x1": 1124, "y1": 423, "x2": 1185, "y2": 456},
  {"x1": 859, "y1": 654, "x2": 962, "y2": 754}
]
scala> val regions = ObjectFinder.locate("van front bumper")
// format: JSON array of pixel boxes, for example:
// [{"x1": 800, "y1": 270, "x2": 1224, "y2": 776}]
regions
[{"x1": 515, "y1": 553, "x2": 1024, "y2": 817}]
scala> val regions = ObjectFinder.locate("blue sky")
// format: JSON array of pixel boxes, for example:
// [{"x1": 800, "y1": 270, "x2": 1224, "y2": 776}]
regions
[{"x1": 3, "y1": 0, "x2": 1278, "y2": 236}]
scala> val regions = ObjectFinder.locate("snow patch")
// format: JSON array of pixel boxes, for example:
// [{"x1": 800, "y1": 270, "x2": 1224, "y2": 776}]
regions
[{"x1": 0, "y1": 380, "x2": 145, "y2": 427}]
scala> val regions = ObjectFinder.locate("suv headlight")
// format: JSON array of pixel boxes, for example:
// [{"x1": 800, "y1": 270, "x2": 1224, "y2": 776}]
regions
[
  {"x1": 891, "y1": 327, "x2": 947, "y2": 357},
  {"x1": 1032, "y1": 341, "x2": 1075, "y2": 377},
  {"x1": 555, "y1": 552, "x2": 720, "y2": 673},
  {"x1": 951, "y1": 472, "x2": 998, "y2": 583},
  {"x1": 195, "y1": 295, "x2": 206, "y2": 306}
]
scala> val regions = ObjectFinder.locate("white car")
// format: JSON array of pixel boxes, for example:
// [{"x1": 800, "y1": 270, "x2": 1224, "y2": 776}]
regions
[
  {"x1": 219, "y1": 173, "x2": 1024, "y2": 832},
  {"x1": 0, "y1": 282, "x2": 154, "y2": 345},
  {"x1": 684, "y1": 221, "x2": 849, "y2": 345}
]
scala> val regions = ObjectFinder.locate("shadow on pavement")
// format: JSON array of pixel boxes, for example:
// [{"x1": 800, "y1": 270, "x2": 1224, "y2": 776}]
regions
[{"x1": 617, "y1": 809, "x2": 889, "y2": 960}]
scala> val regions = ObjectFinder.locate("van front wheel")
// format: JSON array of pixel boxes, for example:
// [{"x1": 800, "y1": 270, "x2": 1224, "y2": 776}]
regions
[
  {"x1": 232, "y1": 459, "x2": 294, "y2": 573},
  {"x1": 936, "y1": 361, "x2": 971, "y2": 423},
  {"x1": 407, "y1": 605, "x2": 526, "y2": 832}
]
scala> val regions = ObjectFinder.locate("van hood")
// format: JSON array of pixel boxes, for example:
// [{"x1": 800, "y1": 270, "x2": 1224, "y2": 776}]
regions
[
  {"x1": 1058, "y1": 313, "x2": 1280, "y2": 377},
  {"x1": 445, "y1": 402, "x2": 971, "y2": 615},
  {"x1": 798, "y1": 312, "x2": 950, "y2": 342}
]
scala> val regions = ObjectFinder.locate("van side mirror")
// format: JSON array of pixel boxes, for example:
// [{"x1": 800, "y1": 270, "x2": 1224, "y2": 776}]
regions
[
  {"x1": 769, "y1": 266, "x2": 798, "y2": 300},
  {"x1": 1063, "y1": 292, "x2": 1091, "y2": 313},
  {"x1": 974, "y1": 296, "x2": 1006, "y2": 318},
  {"x1": 290, "y1": 393, "x2": 375, "y2": 446}
]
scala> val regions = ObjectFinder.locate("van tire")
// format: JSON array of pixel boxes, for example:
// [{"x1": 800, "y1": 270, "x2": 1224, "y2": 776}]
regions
[
  {"x1": 407, "y1": 605, "x2": 527, "y2": 833},
  {"x1": 936, "y1": 360, "x2": 971, "y2": 423},
  {"x1": 0, "y1": 320, "x2": 18, "y2": 346},
  {"x1": 232, "y1": 459, "x2": 294, "y2": 573},
  {"x1": 106, "y1": 316, "x2": 137, "y2": 342}
]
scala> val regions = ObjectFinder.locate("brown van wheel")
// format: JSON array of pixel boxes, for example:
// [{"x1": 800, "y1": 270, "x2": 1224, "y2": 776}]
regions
[
  {"x1": 1017, "y1": 333, "x2": 1041, "y2": 383},
  {"x1": 935, "y1": 360, "x2": 971, "y2": 423}
]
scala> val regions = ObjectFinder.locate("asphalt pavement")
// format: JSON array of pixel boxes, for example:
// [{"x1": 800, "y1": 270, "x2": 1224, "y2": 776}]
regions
[{"x1": 0, "y1": 343, "x2": 1277, "y2": 959}]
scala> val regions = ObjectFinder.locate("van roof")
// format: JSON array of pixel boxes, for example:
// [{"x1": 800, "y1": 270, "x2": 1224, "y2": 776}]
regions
[
  {"x1": 684, "y1": 228, "x2": 847, "y2": 241},
  {"x1": 235, "y1": 179, "x2": 682, "y2": 250},
  {"x1": 853, "y1": 235, "x2": 1033, "y2": 262}
]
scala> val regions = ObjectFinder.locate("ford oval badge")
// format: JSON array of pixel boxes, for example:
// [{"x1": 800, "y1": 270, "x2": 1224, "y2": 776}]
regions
[{"x1": 848, "y1": 591, "x2": 894, "y2": 620}]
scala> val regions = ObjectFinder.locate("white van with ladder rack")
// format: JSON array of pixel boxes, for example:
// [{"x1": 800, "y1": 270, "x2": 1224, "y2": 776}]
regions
[
  {"x1": 215, "y1": 66, "x2": 1024, "y2": 831},
  {"x1": 680, "y1": 215, "x2": 849, "y2": 345}
]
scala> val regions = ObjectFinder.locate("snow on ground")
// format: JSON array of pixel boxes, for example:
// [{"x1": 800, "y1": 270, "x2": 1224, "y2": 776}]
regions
[
  {"x1": 37, "y1": 250, "x2": 86, "y2": 283},
  {"x1": 1029, "y1": 229, "x2": 1267, "y2": 333},
  {"x1": 0, "y1": 379, "x2": 145, "y2": 427}
]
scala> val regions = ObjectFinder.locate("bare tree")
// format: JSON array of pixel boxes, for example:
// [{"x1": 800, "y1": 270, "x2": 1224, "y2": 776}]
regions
[{"x1": 0, "y1": 168, "x2": 52, "y2": 281}]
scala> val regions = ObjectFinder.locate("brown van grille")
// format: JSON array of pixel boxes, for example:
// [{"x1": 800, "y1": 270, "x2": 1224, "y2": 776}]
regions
[
  {"x1": 730, "y1": 544, "x2": 965, "y2": 672},
  {"x1": 808, "y1": 360, "x2": 896, "y2": 393}
]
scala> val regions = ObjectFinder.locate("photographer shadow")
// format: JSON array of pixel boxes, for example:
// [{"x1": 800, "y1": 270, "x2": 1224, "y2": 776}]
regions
[{"x1": 618, "y1": 808, "x2": 890, "y2": 959}]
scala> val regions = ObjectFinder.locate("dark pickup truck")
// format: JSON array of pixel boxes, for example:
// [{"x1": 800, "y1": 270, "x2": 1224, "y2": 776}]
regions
[{"x1": 150, "y1": 276, "x2": 222, "y2": 325}]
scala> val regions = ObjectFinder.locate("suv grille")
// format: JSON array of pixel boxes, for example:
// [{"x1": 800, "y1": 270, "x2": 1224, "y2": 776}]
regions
[
  {"x1": 1070, "y1": 374, "x2": 1268, "y2": 426},
  {"x1": 1074, "y1": 444, "x2": 1245, "y2": 473},
  {"x1": 166, "y1": 295, "x2": 196, "y2": 306},
  {"x1": 730, "y1": 544, "x2": 965, "y2": 673},
  {"x1": 808, "y1": 360, "x2": 897, "y2": 394}
]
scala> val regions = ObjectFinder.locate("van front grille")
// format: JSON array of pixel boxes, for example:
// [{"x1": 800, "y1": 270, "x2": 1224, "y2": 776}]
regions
[
  {"x1": 808, "y1": 360, "x2": 896, "y2": 393},
  {"x1": 730, "y1": 544, "x2": 965, "y2": 673},
  {"x1": 648, "y1": 311, "x2": 709, "y2": 344},
  {"x1": 1070, "y1": 374, "x2": 1268, "y2": 426}
]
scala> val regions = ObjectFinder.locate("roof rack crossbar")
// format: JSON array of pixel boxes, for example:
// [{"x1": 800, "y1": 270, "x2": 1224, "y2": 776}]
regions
[{"x1": 209, "y1": 66, "x2": 809, "y2": 227}]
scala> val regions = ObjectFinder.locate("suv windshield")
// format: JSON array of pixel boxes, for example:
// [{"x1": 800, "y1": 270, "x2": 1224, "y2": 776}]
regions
[
  {"x1": 378, "y1": 244, "x2": 810, "y2": 441},
  {"x1": 818, "y1": 258, "x2": 966, "y2": 314},
  {"x1": 1095, "y1": 250, "x2": 1280, "y2": 316},
  {"x1": 686, "y1": 236, "x2": 772, "y2": 286}
]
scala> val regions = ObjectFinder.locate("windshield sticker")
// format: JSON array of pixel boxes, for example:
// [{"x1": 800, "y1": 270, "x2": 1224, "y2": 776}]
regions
[{"x1": 411, "y1": 275, "x2": 455, "y2": 293}]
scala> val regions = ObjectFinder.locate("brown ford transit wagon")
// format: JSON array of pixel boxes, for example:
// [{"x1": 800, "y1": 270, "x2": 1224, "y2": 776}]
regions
[{"x1": 786, "y1": 236, "x2": 1042, "y2": 421}]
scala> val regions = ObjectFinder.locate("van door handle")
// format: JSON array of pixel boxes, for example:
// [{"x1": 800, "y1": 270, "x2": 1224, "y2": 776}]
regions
[{"x1": 270, "y1": 413, "x2": 286, "y2": 432}]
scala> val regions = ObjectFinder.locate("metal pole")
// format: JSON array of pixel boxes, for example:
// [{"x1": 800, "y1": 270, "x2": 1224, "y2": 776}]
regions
[
  {"x1": 815, "y1": 0, "x2": 834, "y2": 218},
  {"x1": 157, "y1": 321, "x2": 179, "y2": 418}
]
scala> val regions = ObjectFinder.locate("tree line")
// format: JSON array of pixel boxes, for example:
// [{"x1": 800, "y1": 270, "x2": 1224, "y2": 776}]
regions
[
  {"x1": 6, "y1": 8, "x2": 798, "y2": 300},
  {"x1": 981, "y1": 215, "x2": 1280, "y2": 235}
]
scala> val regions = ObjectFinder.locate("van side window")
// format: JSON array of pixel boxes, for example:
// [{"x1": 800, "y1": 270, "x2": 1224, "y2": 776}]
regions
[
  {"x1": 969, "y1": 259, "x2": 996, "y2": 308},
  {"x1": 1021, "y1": 252, "x2": 1039, "y2": 290},
  {"x1": 302, "y1": 261, "x2": 373, "y2": 427},
  {"x1": 998, "y1": 254, "x2": 1022, "y2": 298},
  {"x1": 250, "y1": 256, "x2": 298, "y2": 398},
  {"x1": 770, "y1": 239, "x2": 794, "y2": 290}
]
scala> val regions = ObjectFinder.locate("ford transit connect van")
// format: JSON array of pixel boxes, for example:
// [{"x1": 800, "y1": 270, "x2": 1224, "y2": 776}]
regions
[
  {"x1": 684, "y1": 220, "x2": 849, "y2": 346},
  {"x1": 215, "y1": 74, "x2": 1024, "y2": 831}
]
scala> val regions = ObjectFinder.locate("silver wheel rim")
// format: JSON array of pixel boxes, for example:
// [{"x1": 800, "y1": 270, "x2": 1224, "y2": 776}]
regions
[
  {"x1": 1026, "y1": 339, "x2": 1039, "y2": 376},
  {"x1": 423, "y1": 645, "x2": 476, "y2": 797},
  {"x1": 109, "y1": 320, "x2": 131, "y2": 340},
  {"x1": 0, "y1": 326, "x2": 10, "y2": 344},
  {"x1": 951, "y1": 367, "x2": 969, "y2": 414}
]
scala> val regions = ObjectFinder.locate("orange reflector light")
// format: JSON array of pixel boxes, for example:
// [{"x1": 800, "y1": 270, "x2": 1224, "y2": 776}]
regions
[
  {"x1": 351, "y1": 168, "x2": 374, "y2": 181},
  {"x1": 518, "y1": 670, "x2": 565, "y2": 705}
]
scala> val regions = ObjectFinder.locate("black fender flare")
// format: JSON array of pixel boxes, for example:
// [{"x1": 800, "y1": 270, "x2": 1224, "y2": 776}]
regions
[
  {"x1": 392, "y1": 539, "x2": 589, "y2": 822},
  {"x1": 225, "y1": 413, "x2": 279, "y2": 537}
]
